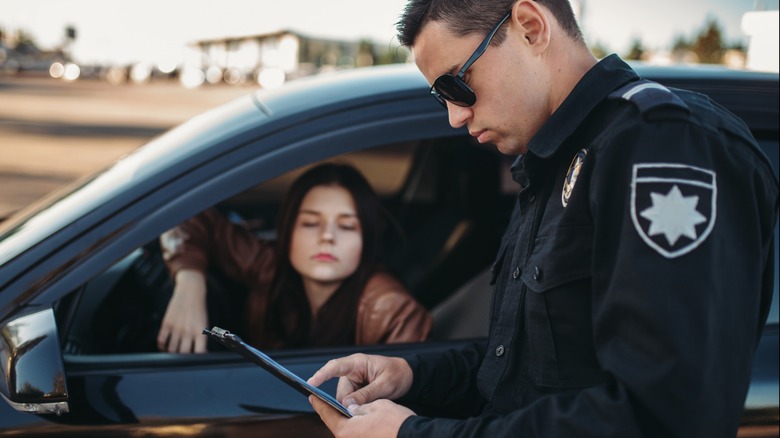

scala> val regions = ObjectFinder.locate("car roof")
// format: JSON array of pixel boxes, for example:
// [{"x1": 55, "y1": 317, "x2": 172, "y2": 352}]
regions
[
  {"x1": 631, "y1": 61, "x2": 779, "y2": 81},
  {"x1": 252, "y1": 63, "x2": 430, "y2": 118}
]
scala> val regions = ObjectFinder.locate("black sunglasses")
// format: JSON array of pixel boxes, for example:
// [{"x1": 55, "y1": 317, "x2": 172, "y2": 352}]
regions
[{"x1": 430, "y1": 12, "x2": 512, "y2": 108}]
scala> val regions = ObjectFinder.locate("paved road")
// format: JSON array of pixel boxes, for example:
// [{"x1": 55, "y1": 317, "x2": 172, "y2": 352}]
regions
[{"x1": 0, "y1": 75, "x2": 251, "y2": 218}]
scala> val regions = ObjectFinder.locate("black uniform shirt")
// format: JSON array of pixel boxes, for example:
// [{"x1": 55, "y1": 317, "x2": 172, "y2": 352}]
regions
[{"x1": 400, "y1": 55, "x2": 779, "y2": 437}]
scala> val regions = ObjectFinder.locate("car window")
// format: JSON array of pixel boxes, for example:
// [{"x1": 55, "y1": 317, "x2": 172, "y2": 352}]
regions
[
  {"x1": 54, "y1": 137, "x2": 510, "y2": 355},
  {"x1": 217, "y1": 141, "x2": 418, "y2": 231}
]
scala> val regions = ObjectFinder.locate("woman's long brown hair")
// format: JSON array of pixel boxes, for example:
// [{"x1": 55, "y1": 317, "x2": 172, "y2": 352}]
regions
[{"x1": 257, "y1": 163, "x2": 384, "y2": 349}]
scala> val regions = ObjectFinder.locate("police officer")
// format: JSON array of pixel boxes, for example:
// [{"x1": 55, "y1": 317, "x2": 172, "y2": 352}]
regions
[{"x1": 308, "y1": 1, "x2": 779, "y2": 437}]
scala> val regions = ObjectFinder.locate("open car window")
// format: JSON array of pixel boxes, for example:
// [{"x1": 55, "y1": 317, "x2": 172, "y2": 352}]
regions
[{"x1": 54, "y1": 137, "x2": 514, "y2": 356}]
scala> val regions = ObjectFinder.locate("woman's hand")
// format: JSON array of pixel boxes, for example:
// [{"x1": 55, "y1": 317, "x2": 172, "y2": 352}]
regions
[{"x1": 157, "y1": 269, "x2": 209, "y2": 353}]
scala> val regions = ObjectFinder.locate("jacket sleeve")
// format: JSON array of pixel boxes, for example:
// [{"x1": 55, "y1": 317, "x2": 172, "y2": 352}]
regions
[
  {"x1": 160, "y1": 208, "x2": 276, "y2": 287},
  {"x1": 400, "y1": 342, "x2": 487, "y2": 419},
  {"x1": 355, "y1": 272, "x2": 433, "y2": 344}
]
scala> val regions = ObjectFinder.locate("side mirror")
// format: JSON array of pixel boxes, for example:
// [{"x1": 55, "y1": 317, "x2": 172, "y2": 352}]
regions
[{"x1": 0, "y1": 308, "x2": 69, "y2": 415}]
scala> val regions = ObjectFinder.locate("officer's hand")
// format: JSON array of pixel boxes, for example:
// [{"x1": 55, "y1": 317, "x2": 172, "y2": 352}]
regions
[
  {"x1": 307, "y1": 353, "x2": 413, "y2": 405},
  {"x1": 309, "y1": 395, "x2": 414, "y2": 438}
]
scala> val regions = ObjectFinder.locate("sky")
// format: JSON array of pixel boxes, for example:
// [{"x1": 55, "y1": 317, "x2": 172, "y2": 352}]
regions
[{"x1": 0, "y1": 0, "x2": 776, "y2": 66}]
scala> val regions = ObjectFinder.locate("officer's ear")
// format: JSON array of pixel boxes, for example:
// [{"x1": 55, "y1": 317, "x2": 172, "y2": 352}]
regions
[{"x1": 510, "y1": 0, "x2": 551, "y2": 52}]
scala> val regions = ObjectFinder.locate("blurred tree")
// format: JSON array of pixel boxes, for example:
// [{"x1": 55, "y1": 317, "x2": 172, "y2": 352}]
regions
[
  {"x1": 691, "y1": 18, "x2": 725, "y2": 64},
  {"x1": 624, "y1": 37, "x2": 644, "y2": 60},
  {"x1": 670, "y1": 34, "x2": 694, "y2": 63},
  {"x1": 356, "y1": 39, "x2": 375, "y2": 67},
  {"x1": 16, "y1": 30, "x2": 36, "y2": 46},
  {"x1": 66, "y1": 25, "x2": 77, "y2": 41},
  {"x1": 14, "y1": 30, "x2": 38, "y2": 54},
  {"x1": 727, "y1": 41, "x2": 746, "y2": 52},
  {"x1": 671, "y1": 34, "x2": 691, "y2": 52},
  {"x1": 589, "y1": 41, "x2": 610, "y2": 59},
  {"x1": 376, "y1": 46, "x2": 410, "y2": 65}
]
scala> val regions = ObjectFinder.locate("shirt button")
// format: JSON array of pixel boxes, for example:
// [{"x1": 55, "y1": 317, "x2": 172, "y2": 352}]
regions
[
  {"x1": 512, "y1": 267, "x2": 521, "y2": 279},
  {"x1": 533, "y1": 266, "x2": 542, "y2": 281},
  {"x1": 495, "y1": 345, "x2": 505, "y2": 357}
]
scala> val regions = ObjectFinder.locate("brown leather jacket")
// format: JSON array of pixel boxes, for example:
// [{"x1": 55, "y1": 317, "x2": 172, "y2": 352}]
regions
[{"x1": 160, "y1": 209, "x2": 431, "y2": 346}]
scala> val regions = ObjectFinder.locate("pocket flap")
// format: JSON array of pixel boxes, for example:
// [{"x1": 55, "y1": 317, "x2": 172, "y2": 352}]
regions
[{"x1": 521, "y1": 227, "x2": 592, "y2": 293}]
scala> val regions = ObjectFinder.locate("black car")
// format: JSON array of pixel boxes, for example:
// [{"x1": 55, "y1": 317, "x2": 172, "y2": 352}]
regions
[{"x1": 0, "y1": 63, "x2": 777, "y2": 437}]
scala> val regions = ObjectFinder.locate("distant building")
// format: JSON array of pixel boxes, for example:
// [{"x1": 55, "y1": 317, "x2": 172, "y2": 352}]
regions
[
  {"x1": 180, "y1": 29, "x2": 392, "y2": 88},
  {"x1": 741, "y1": 9, "x2": 779, "y2": 72}
]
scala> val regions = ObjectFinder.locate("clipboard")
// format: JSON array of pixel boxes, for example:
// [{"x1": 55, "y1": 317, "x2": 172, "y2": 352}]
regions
[{"x1": 202, "y1": 326, "x2": 352, "y2": 418}]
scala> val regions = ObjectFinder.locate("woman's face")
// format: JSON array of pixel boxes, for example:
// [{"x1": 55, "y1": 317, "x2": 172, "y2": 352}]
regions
[{"x1": 289, "y1": 184, "x2": 363, "y2": 288}]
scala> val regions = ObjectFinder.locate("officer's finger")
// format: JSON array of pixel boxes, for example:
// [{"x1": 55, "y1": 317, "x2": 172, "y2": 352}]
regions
[
  {"x1": 340, "y1": 381, "x2": 380, "y2": 406},
  {"x1": 308, "y1": 356, "x2": 357, "y2": 387},
  {"x1": 337, "y1": 375, "x2": 359, "y2": 403},
  {"x1": 309, "y1": 395, "x2": 349, "y2": 432}
]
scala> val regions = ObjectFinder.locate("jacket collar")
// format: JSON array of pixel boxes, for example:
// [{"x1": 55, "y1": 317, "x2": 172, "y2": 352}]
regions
[{"x1": 519, "y1": 54, "x2": 638, "y2": 161}]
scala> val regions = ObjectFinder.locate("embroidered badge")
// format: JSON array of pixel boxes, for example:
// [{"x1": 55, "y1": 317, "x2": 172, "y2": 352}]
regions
[
  {"x1": 562, "y1": 149, "x2": 588, "y2": 207},
  {"x1": 630, "y1": 163, "x2": 717, "y2": 258}
]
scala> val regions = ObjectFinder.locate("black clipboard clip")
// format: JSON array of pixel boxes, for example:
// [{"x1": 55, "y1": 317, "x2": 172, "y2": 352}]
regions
[{"x1": 202, "y1": 326, "x2": 352, "y2": 418}]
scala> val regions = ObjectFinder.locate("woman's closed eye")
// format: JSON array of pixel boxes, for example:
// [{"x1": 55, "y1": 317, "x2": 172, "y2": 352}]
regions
[
  {"x1": 297, "y1": 211, "x2": 321, "y2": 227},
  {"x1": 338, "y1": 221, "x2": 359, "y2": 231}
]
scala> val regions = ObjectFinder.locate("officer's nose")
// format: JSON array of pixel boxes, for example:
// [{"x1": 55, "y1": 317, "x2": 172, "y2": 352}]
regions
[{"x1": 447, "y1": 103, "x2": 472, "y2": 129}]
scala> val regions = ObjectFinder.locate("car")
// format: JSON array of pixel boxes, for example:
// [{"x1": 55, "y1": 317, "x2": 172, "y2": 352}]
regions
[{"x1": 0, "y1": 62, "x2": 777, "y2": 437}]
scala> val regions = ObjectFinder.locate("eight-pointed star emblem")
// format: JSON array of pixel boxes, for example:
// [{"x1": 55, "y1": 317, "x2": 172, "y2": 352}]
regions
[{"x1": 640, "y1": 185, "x2": 707, "y2": 246}]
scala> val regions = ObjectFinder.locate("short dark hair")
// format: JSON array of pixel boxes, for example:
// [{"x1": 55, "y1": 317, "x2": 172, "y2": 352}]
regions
[{"x1": 396, "y1": 0, "x2": 583, "y2": 48}]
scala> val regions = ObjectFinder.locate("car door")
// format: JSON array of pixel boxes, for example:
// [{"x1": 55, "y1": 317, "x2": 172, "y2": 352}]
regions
[{"x1": 0, "y1": 79, "x2": 484, "y2": 436}]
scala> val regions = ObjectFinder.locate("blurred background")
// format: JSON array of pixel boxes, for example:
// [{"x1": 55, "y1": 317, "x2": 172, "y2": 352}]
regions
[{"x1": 1, "y1": 0, "x2": 778, "y2": 218}]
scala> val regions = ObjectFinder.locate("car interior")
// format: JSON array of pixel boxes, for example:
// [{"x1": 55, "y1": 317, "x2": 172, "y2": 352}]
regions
[{"x1": 54, "y1": 136, "x2": 519, "y2": 356}]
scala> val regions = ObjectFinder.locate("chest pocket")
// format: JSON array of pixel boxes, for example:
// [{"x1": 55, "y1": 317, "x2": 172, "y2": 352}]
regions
[
  {"x1": 521, "y1": 227, "x2": 592, "y2": 291},
  {"x1": 520, "y1": 226, "x2": 607, "y2": 388}
]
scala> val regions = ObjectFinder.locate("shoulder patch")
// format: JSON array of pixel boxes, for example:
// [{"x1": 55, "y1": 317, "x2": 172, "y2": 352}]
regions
[
  {"x1": 630, "y1": 163, "x2": 716, "y2": 258},
  {"x1": 609, "y1": 79, "x2": 689, "y2": 115}
]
